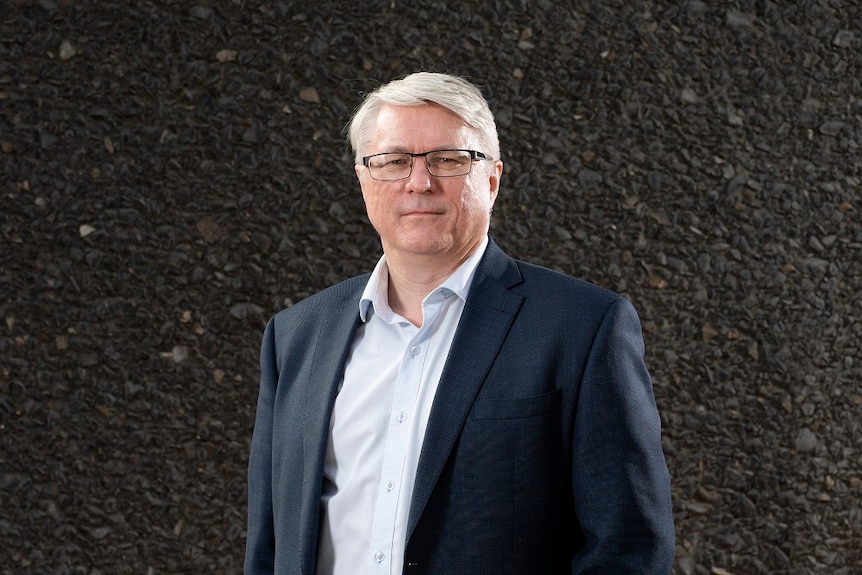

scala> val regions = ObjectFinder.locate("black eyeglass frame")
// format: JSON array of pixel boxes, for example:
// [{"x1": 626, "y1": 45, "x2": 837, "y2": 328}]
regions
[{"x1": 361, "y1": 149, "x2": 488, "y2": 181}]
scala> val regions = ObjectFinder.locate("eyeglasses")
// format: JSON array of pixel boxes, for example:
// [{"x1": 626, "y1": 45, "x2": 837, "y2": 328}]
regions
[{"x1": 361, "y1": 149, "x2": 488, "y2": 181}]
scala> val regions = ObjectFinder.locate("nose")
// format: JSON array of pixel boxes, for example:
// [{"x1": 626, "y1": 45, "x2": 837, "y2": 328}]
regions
[{"x1": 406, "y1": 156, "x2": 434, "y2": 191}]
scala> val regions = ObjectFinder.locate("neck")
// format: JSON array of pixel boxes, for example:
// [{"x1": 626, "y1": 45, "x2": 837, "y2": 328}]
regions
[{"x1": 384, "y1": 242, "x2": 481, "y2": 326}]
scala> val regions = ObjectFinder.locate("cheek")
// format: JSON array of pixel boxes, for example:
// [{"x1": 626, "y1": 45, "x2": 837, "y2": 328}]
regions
[
  {"x1": 360, "y1": 183, "x2": 381, "y2": 211},
  {"x1": 361, "y1": 190, "x2": 392, "y2": 229},
  {"x1": 460, "y1": 182, "x2": 493, "y2": 213}
]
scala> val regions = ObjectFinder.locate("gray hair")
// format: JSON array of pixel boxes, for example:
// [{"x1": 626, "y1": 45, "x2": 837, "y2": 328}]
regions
[{"x1": 346, "y1": 72, "x2": 500, "y2": 163}]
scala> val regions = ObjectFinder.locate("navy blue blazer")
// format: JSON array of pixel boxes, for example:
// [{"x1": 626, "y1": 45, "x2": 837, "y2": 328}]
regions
[{"x1": 245, "y1": 239, "x2": 675, "y2": 574}]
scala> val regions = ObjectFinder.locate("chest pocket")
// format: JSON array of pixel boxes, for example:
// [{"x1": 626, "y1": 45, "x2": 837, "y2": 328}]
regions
[{"x1": 472, "y1": 389, "x2": 560, "y2": 420}]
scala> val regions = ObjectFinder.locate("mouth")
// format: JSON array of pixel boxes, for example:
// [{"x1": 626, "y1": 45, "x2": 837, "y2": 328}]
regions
[{"x1": 403, "y1": 209, "x2": 444, "y2": 217}]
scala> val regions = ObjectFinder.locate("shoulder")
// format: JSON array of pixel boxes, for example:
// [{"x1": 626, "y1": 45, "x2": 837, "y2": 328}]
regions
[
  {"x1": 513, "y1": 258, "x2": 624, "y2": 309},
  {"x1": 271, "y1": 273, "x2": 369, "y2": 326},
  {"x1": 483, "y1": 238, "x2": 620, "y2": 304},
  {"x1": 505, "y1": 259, "x2": 646, "y2": 353},
  {"x1": 479, "y1": 239, "x2": 634, "y2": 320},
  {"x1": 510, "y1": 257, "x2": 645, "y2": 340},
  {"x1": 260, "y1": 274, "x2": 369, "y2": 359},
  {"x1": 516, "y1": 259, "x2": 616, "y2": 296}
]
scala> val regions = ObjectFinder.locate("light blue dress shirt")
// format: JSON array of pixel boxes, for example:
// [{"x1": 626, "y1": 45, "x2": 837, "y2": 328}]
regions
[{"x1": 316, "y1": 237, "x2": 488, "y2": 575}]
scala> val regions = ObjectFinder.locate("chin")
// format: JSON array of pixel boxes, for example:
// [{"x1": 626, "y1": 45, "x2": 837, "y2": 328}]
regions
[{"x1": 397, "y1": 235, "x2": 453, "y2": 255}]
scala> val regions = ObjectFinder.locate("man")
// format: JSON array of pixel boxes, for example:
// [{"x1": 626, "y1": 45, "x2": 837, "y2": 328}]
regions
[{"x1": 245, "y1": 72, "x2": 675, "y2": 574}]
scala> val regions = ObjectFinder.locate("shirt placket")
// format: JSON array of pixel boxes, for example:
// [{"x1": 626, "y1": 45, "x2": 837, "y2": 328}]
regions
[{"x1": 367, "y1": 292, "x2": 448, "y2": 575}]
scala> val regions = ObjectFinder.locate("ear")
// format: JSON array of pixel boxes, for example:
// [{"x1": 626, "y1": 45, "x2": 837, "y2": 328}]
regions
[
  {"x1": 355, "y1": 164, "x2": 368, "y2": 200},
  {"x1": 488, "y1": 160, "x2": 503, "y2": 206}
]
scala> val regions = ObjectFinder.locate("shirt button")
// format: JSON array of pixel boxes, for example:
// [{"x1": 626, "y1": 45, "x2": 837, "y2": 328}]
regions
[
  {"x1": 410, "y1": 345, "x2": 421, "y2": 356},
  {"x1": 397, "y1": 411, "x2": 407, "y2": 422},
  {"x1": 386, "y1": 481, "x2": 395, "y2": 491},
  {"x1": 375, "y1": 551, "x2": 385, "y2": 563}
]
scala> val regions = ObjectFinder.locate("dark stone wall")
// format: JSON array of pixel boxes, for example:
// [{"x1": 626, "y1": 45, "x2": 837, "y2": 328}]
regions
[{"x1": 2, "y1": 1, "x2": 860, "y2": 572}]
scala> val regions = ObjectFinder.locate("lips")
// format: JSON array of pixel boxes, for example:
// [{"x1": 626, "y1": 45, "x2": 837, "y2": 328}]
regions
[{"x1": 402, "y1": 207, "x2": 445, "y2": 216}]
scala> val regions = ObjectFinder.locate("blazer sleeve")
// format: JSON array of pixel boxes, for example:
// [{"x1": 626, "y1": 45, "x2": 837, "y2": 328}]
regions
[
  {"x1": 571, "y1": 297, "x2": 675, "y2": 574},
  {"x1": 244, "y1": 317, "x2": 277, "y2": 574}
]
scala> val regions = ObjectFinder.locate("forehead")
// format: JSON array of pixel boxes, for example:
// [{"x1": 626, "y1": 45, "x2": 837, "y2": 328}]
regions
[{"x1": 369, "y1": 103, "x2": 476, "y2": 151}]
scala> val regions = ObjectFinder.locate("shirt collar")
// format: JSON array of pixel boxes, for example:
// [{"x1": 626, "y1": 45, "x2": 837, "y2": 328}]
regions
[{"x1": 359, "y1": 236, "x2": 489, "y2": 323}]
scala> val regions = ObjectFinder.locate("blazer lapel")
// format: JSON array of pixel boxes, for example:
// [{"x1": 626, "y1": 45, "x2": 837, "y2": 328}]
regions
[
  {"x1": 406, "y1": 240, "x2": 524, "y2": 541},
  {"x1": 297, "y1": 281, "x2": 366, "y2": 574}
]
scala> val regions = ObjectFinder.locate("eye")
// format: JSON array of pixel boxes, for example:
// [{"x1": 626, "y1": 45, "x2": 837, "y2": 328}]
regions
[
  {"x1": 430, "y1": 151, "x2": 468, "y2": 170},
  {"x1": 370, "y1": 154, "x2": 410, "y2": 168}
]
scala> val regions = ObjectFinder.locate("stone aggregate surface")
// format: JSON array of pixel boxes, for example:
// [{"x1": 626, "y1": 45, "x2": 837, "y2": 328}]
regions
[{"x1": 2, "y1": 1, "x2": 861, "y2": 573}]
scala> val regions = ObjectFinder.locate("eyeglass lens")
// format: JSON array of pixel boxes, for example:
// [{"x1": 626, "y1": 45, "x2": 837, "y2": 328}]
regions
[{"x1": 367, "y1": 150, "x2": 476, "y2": 180}]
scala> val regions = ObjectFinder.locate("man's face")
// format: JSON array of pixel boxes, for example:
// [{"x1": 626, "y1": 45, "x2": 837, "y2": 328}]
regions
[{"x1": 356, "y1": 103, "x2": 502, "y2": 266}]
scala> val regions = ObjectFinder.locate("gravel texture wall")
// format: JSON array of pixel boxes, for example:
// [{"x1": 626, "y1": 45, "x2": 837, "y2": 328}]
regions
[{"x1": 2, "y1": 1, "x2": 861, "y2": 573}]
